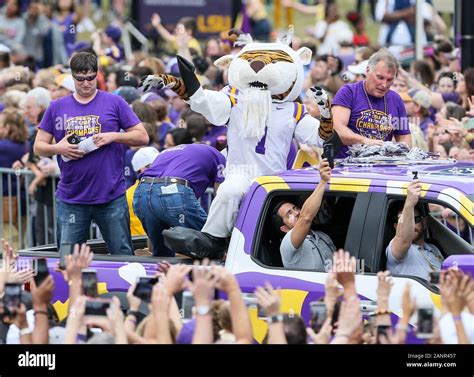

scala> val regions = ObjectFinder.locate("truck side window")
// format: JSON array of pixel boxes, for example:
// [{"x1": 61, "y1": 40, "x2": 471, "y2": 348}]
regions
[
  {"x1": 380, "y1": 199, "x2": 473, "y2": 275},
  {"x1": 254, "y1": 192, "x2": 356, "y2": 270}
]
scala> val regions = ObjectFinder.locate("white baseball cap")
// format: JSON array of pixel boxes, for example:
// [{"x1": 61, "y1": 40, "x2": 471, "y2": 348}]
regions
[
  {"x1": 131, "y1": 147, "x2": 159, "y2": 172},
  {"x1": 347, "y1": 59, "x2": 369, "y2": 75},
  {"x1": 55, "y1": 74, "x2": 76, "y2": 93}
]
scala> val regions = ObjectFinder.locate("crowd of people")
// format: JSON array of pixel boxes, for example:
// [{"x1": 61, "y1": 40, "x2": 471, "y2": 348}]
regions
[
  {"x1": 0, "y1": 238, "x2": 472, "y2": 345},
  {"x1": 0, "y1": 0, "x2": 473, "y2": 346}
]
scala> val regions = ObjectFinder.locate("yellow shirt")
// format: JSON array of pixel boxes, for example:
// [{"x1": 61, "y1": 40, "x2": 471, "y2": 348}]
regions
[{"x1": 126, "y1": 181, "x2": 146, "y2": 236}]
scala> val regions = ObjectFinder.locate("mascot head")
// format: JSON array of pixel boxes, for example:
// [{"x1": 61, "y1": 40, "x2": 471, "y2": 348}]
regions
[
  {"x1": 214, "y1": 35, "x2": 312, "y2": 103},
  {"x1": 214, "y1": 34, "x2": 312, "y2": 139}
]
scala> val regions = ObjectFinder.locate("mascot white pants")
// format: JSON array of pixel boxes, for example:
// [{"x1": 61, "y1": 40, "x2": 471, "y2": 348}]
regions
[{"x1": 202, "y1": 174, "x2": 253, "y2": 238}]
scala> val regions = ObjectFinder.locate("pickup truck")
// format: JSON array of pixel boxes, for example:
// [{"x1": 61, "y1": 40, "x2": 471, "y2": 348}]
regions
[{"x1": 18, "y1": 160, "x2": 474, "y2": 343}]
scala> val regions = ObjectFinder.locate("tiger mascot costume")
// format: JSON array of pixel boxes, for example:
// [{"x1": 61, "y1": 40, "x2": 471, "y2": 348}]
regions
[{"x1": 142, "y1": 33, "x2": 334, "y2": 259}]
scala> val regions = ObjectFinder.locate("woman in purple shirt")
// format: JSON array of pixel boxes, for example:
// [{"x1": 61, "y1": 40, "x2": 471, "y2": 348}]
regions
[
  {"x1": 332, "y1": 49, "x2": 411, "y2": 157},
  {"x1": 0, "y1": 108, "x2": 29, "y2": 235},
  {"x1": 53, "y1": 0, "x2": 80, "y2": 57}
]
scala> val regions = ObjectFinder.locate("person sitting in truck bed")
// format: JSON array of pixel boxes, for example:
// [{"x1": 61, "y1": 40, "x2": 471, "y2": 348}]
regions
[{"x1": 272, "y1": 159, "x2": 336, "y2": 270}]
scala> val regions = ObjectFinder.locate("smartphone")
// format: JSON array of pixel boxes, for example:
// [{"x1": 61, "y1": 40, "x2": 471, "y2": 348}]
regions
[
  {"x1": 309, "y1": 301, "x2": 327, "y2": 333},
  {"x1": 132, "y1": 277, "x2": 158, "y2": 303},
  {"x1": 417, "y1": 307, "x2": 434, "y2": 339},
  {"x1": 323, "y1": 142, "x2": 335, "y2": 169},
  {"x1": 59, "y1": 243, "x2": 75, "y2": 270},
  {"x1": 84, "y1": 298, "x2": 111, "y2": 317},
  {"x1": 82, "y1": 269, "x2": 98, "y2": 298},
  {"x1": 67, "y1": 133, "x2": 80, "y2": 144},
  {"x1": 376, "y1": 324, "x2": 391, "y2": 344},
  {"x1": 33, "y1": 258, "x2": 49, "y2": 287},
  {"x1": 3, "y1": 283, "x2": 22, "y2": 310},
  {"x1": 181, "y1": 290, "x2": 195, "y2": 321},
  {"x1": 429, "y1": 271, "x2": 440, "y2": 285}
]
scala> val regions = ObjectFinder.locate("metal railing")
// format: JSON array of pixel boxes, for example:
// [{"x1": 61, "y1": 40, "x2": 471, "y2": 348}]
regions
[
  {"x1": 1, "y1": 167, "x2": 216, "y2": 249},
  {"x1": 0, "y1": 167, "x2": 57, "y2": 249}
]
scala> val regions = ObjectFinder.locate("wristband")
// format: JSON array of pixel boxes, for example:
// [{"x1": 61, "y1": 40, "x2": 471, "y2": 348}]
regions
[
  {"x1": 76, "y1": 333, "x2": 87, "y2": 342},
  {"x1": 19, "y1": 327, "x2": 32, "y2": 336},
  {"x1": 452, "y1": 315, "x2": 462, "y2": 322},
  {"x1": 266, "y1": 314, "x2": 284, "y2": 324},
  {"x1": 34, "y1": 310, "x2": 48, "y2": 316},
  {"x1": 126, "y1": 316, "x2": 137, "y2": 325},
  {"x1": 370, "y1": 309, "x2": 392, "y2": 317}
]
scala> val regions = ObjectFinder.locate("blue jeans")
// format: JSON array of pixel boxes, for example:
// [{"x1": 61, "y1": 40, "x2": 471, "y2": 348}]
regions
[
  {"x1": 56, "y1": 195, "x2": 133, "y2": 255},
  {"x1": 133, "y1": 182, "x2": 208, "y2": 257}
]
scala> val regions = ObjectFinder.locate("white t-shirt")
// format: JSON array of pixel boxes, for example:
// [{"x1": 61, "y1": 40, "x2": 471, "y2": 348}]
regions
[
  {"x1": 314, "y1": 20, "x2": 353, "y2": 56},
  {"x1": 375, "y1": 0, "x2": 432, "y2": 47},
  {"x1": 386, "y1": 239, "x2": 443, "y2": 281},
  {"x1": 439, "y1": 312, "x2": 474, "y2": 344}
]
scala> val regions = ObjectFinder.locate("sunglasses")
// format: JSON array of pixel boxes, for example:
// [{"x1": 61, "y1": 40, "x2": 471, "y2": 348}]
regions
[
  {"x1": 397, "y1": 215, "x2": 425, "y2": 224},
  {"x1": 72, "y1": 74, "x2": 97, "y2": 82},
  {"x1": 414, "y1": 215, "x2": 426, "y2": 224}
]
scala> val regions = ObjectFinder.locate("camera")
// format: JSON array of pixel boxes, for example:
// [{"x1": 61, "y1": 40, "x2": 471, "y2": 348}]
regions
[
  {"x1": 3, "y1": 283, "x2": 22, "y2": 311},
  {"x1": 33, "y1": 258, "x2": 49, "y2": 287},
  {"x1": 416, "y1": 307, "x2": 434, "y2": 339},
  {"x1": 67, "y1": 134, "x2": 80, "y2": 145},
  {"x1": 309, "y1": 301, "x2": 327, "y2": 333},
  {"x1": 132, "y1": 277, "x2": 159, "y2": 303},
  {"x1": 59, "y1": 243, "x2": 75, "y2": 270},
  {"x1": 323, "y1": 143, "x2": 335, "y2": 169},
  {"x1": 82, "y1": 269, "x2": 98, "y2": 298},
  {"x1": 181, "y1": 290, "x2": 195, "y2": 321},
  {"x1": 376, "y1": 324, "x2": 391, "y2": 343},
  {"x1": 84, "y1": 298, "x2": 112, "y2": 317},
  {"x1": 429, "y1": 271, "x2": 440, "y2": 285}
]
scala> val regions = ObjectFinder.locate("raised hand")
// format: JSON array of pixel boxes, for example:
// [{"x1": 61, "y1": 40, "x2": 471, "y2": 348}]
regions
[
  {"x1": 254, "y1": 282, "x2": 281, "y2": 317},
  {"x1": 141, "y1": 75, "x2": 166, "y2": 92},
  {"x1": 310, "y1": 86, "x2": 331, "y2": 120}
]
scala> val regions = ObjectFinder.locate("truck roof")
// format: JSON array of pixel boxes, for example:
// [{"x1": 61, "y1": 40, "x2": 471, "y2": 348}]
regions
[{"x1": 274, "y1": 161, "x2": 474, "y2": 199}]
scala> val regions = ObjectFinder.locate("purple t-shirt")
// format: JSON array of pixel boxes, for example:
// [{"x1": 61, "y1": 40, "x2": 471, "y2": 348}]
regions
[
  {"x1": 142, "y1": 143, "x2": 226, "y2": 199},
  {"x1": 39, "y1": 91, "x2": 141, "y2": 204},
  {"x1": 0, "y1": 139, "x2": 28, "y2": 195},
  {"x1": 332, "y1": 81, "x2": 410, "y2": 157},
  {"x1": 441, "y1": 91, "x2": 460, "y2": 104}
]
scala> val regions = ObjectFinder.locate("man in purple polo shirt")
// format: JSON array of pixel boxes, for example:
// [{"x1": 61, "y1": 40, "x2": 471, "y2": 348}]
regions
[
  {"x1": 34, "y1": 52, "x2": 149, "y2": 255},
  {"x1": 133, "y1": 143, "x2": 226, "y2": 257},
  {"x1": 332, "y1": 49, "x2": 411, "y2": 158}
]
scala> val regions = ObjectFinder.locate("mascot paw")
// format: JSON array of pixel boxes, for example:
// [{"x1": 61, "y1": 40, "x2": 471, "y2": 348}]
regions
[
  {"x1": 310, "y1": 86, "x2": 331, "y2": 120},
  {"x1": 141, "y1": 75, "x2": 166, "y2": 92}
]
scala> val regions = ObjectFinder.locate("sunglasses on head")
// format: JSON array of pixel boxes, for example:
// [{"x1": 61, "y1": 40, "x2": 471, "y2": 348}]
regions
[{"x1": 72, "y1": 74, "x2": 97, "y2": 82}]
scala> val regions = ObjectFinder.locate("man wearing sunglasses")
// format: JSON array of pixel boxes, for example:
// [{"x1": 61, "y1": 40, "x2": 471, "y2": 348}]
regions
[
  {"x1": 386, "y1": 179, "x2": 444, "y2": 281},
  {"x1": 34, "y1": 52, "x2": 149, "y2": 255}
]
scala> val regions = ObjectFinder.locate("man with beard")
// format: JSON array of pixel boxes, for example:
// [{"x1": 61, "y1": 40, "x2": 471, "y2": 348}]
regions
[
  {"x1": 386, "y1": 179, "x2": 444, "y2": 281},
  {"x1": 142, "y1": 37, "x2": 333, "y2": 258}
]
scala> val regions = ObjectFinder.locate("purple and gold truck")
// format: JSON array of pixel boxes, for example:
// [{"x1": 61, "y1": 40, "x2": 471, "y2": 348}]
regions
[{"x1": 18, "y1": 160, "x2": 474, "y2": 342}]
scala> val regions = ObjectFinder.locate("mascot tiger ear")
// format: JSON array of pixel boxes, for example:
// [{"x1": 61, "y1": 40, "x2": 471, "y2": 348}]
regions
[
  {"x1": 297, "y1": 47, "x2": 313, "y2": 66},
  {"x1": 214, "y1": 55, "x2": 235, "y2": 70}
]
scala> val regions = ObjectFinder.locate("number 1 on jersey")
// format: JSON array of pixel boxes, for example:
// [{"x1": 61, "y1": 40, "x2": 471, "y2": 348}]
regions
[{"x1": 255, "y1": 127, "x2": 268, "y2": 155}]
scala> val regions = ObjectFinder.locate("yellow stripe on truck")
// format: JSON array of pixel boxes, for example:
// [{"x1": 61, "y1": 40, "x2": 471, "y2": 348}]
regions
[
  {"x1": 329, "y1": 178, "x2": 371, "y2": 192},
  {"x1": 255, "y1": 176, "x2": 290, "y2": 192}
]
